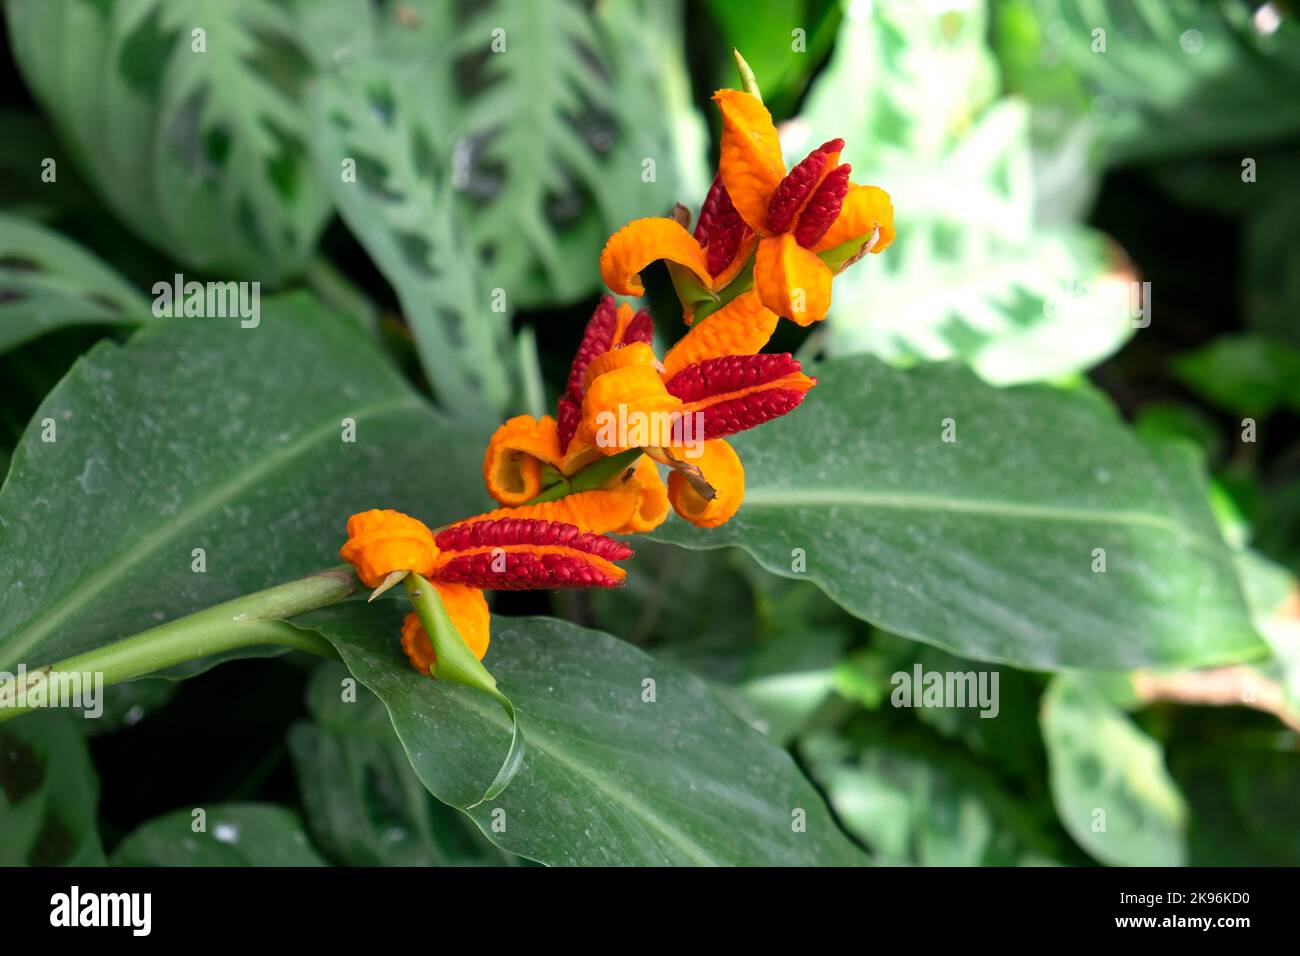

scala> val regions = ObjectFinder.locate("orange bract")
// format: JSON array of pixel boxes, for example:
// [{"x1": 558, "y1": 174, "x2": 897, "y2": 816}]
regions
[
  {"x1": 714, "y1": 89, "x2": 786, "y2": 232},
  {"x1": 470, "y1": 487, "x2": 642, "y2": 536},
  {"x1": 483, "y1": 414, "x2": 566, "y2": 506},
  {"x1": 661, "y1": 290, "x2": 778, "y2": 379},
  {"x1": 600, "y1": 217, "x2": 712, "y2": 296},
  {"x1": 666, "y1": 439, "x2": 745, "y2": 528},
  {"x1": 400, "y1": 582, "x2": 491, "y2": 674},
  {"x1": 579, "y1": 364, "x2": 684, "y2": 454},
  {"x1": 339, "y1": 509, "x2": 438, "y2": 588},
  {"x1": 620, "y1": 457, "x2": 671, "y2": 533},
  {"x1": 814, "y1": 184, "x2": 895, "y2": 256},
  {"x1": 754, "y1": 234, "x2": 834, "y2": 326}
]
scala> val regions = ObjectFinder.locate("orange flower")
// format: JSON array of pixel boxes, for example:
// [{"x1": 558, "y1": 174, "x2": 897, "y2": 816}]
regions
[
  {"x1": 576, "y1": 290, "x2": 815, "y2": 528},
  {"x1": 340, "y1": 509, "x2": 633, "y2": 674},
  {"x1": 599, "y1": 88, "x2": 893, "y2": 327},
  {"x1": 713, "y1": 89, "x2": 893, "y2": 326},
  {"x1": 339, "y1": 509, "x2": 439, "y2": 588},
  {"x1": 478, "y1": 296, "x2": 671, "y2": 536}
]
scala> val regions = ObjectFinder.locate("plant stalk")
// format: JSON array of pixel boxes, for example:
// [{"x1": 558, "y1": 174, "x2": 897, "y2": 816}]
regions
[{"x1": 0, "y1": 567, "x2": 357, "y2": 723}]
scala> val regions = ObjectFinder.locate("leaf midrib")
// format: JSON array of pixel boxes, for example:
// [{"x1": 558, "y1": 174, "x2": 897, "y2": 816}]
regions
[
  {"x1": 0, "y1": 395, "x2": 423, "y2": 668},
  {"x1": 435, "y1": 676, "x2": 724, "y2": 866},
  {"x1": 741, "y1": 487, "x2": 1219, "y2": 551}
]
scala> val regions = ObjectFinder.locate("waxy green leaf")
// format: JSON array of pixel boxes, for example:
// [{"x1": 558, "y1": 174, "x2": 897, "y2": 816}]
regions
[
  {"x1": 111, "y1": 803, "x2": 327, "y2": 866},
  {"x1": 1041, "y1": 675, "x2": 1188, "y2": 866},
  {"x1": 0, "y1": 213, "x2": 152, "y2": 354},
  {"x1": 6, "y1": 0, "x2": 331, "y2": 281},
  {"x1": 290, "y1": 662, "x2": 515, "y2": 867},
  {"x1": 656, "y1": 355, "x2": 1262, "y2": 670},
  {"x1": 299, "y1": 604, "x2": 865, "y2": 866},
  {"x1": 0, "y1": 294, "x2": 486, "y2": 672},
  {"x1": 0, "y1": 712, "x2": 104, "y2": 866}
]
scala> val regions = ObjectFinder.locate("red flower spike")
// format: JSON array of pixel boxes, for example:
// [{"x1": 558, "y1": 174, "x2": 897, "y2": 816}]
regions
[
  {"x1": 694, "y1": 175, "x2": 752, "y2": 277},
  {"x1": 564, "y1": 295, "x2": 619, "y2": 404},
  {"x1": 795, "y1": 164, "x2": 852, "y2": 249},
  {"x1": 664, "y1": 353, "x2": 804, "y2": 402},
  {"x1": 622, "y1": 308, "x2": 655, "y2": 346},
  {"x1": 694, "y1": 385, "x2": 812, "y2": 439},
  {"x1": 433, "y1": 517, "x2": 633, "y2": 590},
  {"x1": 556, "y1": 397, "x2": 582, "y2": 453},
  {"x1": 434, "y1": 517, "x2": 632, "y2": 561},
  {"x1": 436, "y1": 551, "x2": 626, "y2": 590},
  {"x1": 664, "y1": 353, "x2": 816, "y2": 440},
  {"x1": 765, "y1": 139, "x2": 844, "y2": 235}
]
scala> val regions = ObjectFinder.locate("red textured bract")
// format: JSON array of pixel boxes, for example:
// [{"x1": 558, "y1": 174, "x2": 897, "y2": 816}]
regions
[
  {"x1": 694, "y1": 176, "x2": 750, "y2": 276},
  {"x1": 663, "y1": 353, "x2": 804, "y2": 403},
  {"x1": 436, "y1": 517, "x2": 634, "y2": 562},
  {"x1": 794, "y1": 164, "x2": 851, "y2": 249},
  {"x1": 564, "y1": 295, "x2": 619, "y2": 404},
  {"x1": 556, "y1": 396, "x2": 582, "y2": 453},
  {"x1": 436, "y1": 551, "x2": 625, "y2": 589},
  {"x1": 765, "y1": 139, "x2": 844, "y2": 235},
  {"x1": 698, "y1": 387, "x2": 810, "y2": 439},
  {"x1": 623, "y1": 308, "x2": 655, "y2": 345}
]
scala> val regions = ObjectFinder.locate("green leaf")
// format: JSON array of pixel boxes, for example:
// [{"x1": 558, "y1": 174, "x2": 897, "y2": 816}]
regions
[
  {"x1": 450, "y1": 0, "x2": 681, "y2": 306},
  {"x1": 309, "y1": 55, "x2": 512, "y2": 420},
  {"x1": 802, "y1": 726, "x2": 1068, "y2": 866},
  {"x1": 1234, "y1": 549, "x2": 1300, "y2": 713},
  {"x1": 0, "y1": 213, "x2": 153, "y2": 354},
  {"x1": 405, "y1": 574, "x2": 525, "y2": 806},
  {"x1": 655, "y1": 355, "x2": 1262, "y2": 670},
  {"x1": 290, "y1": 662, "x2": 515, "y2": 866},
  {"x1": 0, "y1": 712, "x2": 104, "y2": 866},
  {"x1": 297, "y1": 604, "x2": 865, "y2": 866},
  {"x1": 1001, "y1": 0, "x2": 1300, "y2": 165},
  {"x1": 701, "y1": 0, "x2": 841, "y2": 114},
  {"x1": 800, "y1": 0, "x2": 1134, "y2": 384},
  {"x1": 0, "y1": 293, "x2": 487, "y2": 673},
  {"x1": 110, "y1": 803, "x2": 327, "y2": 866},
  {"x1": 5, "y1": 0, "x2": 331, "y2": 281},
  {"x1": 1173, "y1": 738, "x2": 1300, "y2": 866},
  {"x1": 1041, "y1": 675, "x2": 1187, "y2": 866},
  {"x1": 1173, "y1": 334, "x2": 1300, "y2": 418}
]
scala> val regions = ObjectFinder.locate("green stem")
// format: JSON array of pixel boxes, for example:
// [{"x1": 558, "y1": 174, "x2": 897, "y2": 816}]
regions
[
  {"x1": 733, "y1": 48, "x2": 763, "y2": 101},
  {"x1": 524, "y1": 448, "x2": 644, "y2": 505},
  {"x1": 0, "y1": 568, "x2": 357, "y2": 723}
]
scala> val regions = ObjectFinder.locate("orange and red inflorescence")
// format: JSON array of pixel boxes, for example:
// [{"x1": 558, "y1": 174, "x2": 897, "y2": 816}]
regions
[{"x1": 341, "y1": 61, "x2": 892, "y2": 679}]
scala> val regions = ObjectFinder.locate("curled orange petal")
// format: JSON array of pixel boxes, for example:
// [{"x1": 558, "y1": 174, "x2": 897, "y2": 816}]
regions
[
  {"x1": 482, "y1": 415, "x2": 564, "y2": 506},
  {"x1": 340, "y1": 509, "x2": 439, "y2": 588},
  {"x1": 600, "y1": 217, "x2": 711, "y2": 296},
  {"x1": 582, "y1": 341, "x2": 659, "y2": 392},
  {"x1": 661, "y1": 289, "x2": 778, "y2": 378},
  {"x1": 617, "y1": 456, "x2": 670, "y2": 533},
  {"x1": 713, "y1": 89, "x2": 786, "y2": 234},
  {"x1": 813, "y1": 183, "x2": 895, "y2": 256},
  {"x1": 400, "y1": 612, "x2": 436, "y2": 674},
  {"x1": 754, "y1": 234, "x2": 833, "y2": 326},
  {"x1": 580, "y1": 364, "x2": 684, "y2": 454},
  {"x1": 558, "y1": 433, "x2": 604, "y2": 477},
  {"x1": 400, "y1": 582, "x2": 491, "y2": 675},
  {"x1": 667, "y1": 439, "x2": 745, "y2": 528}
]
